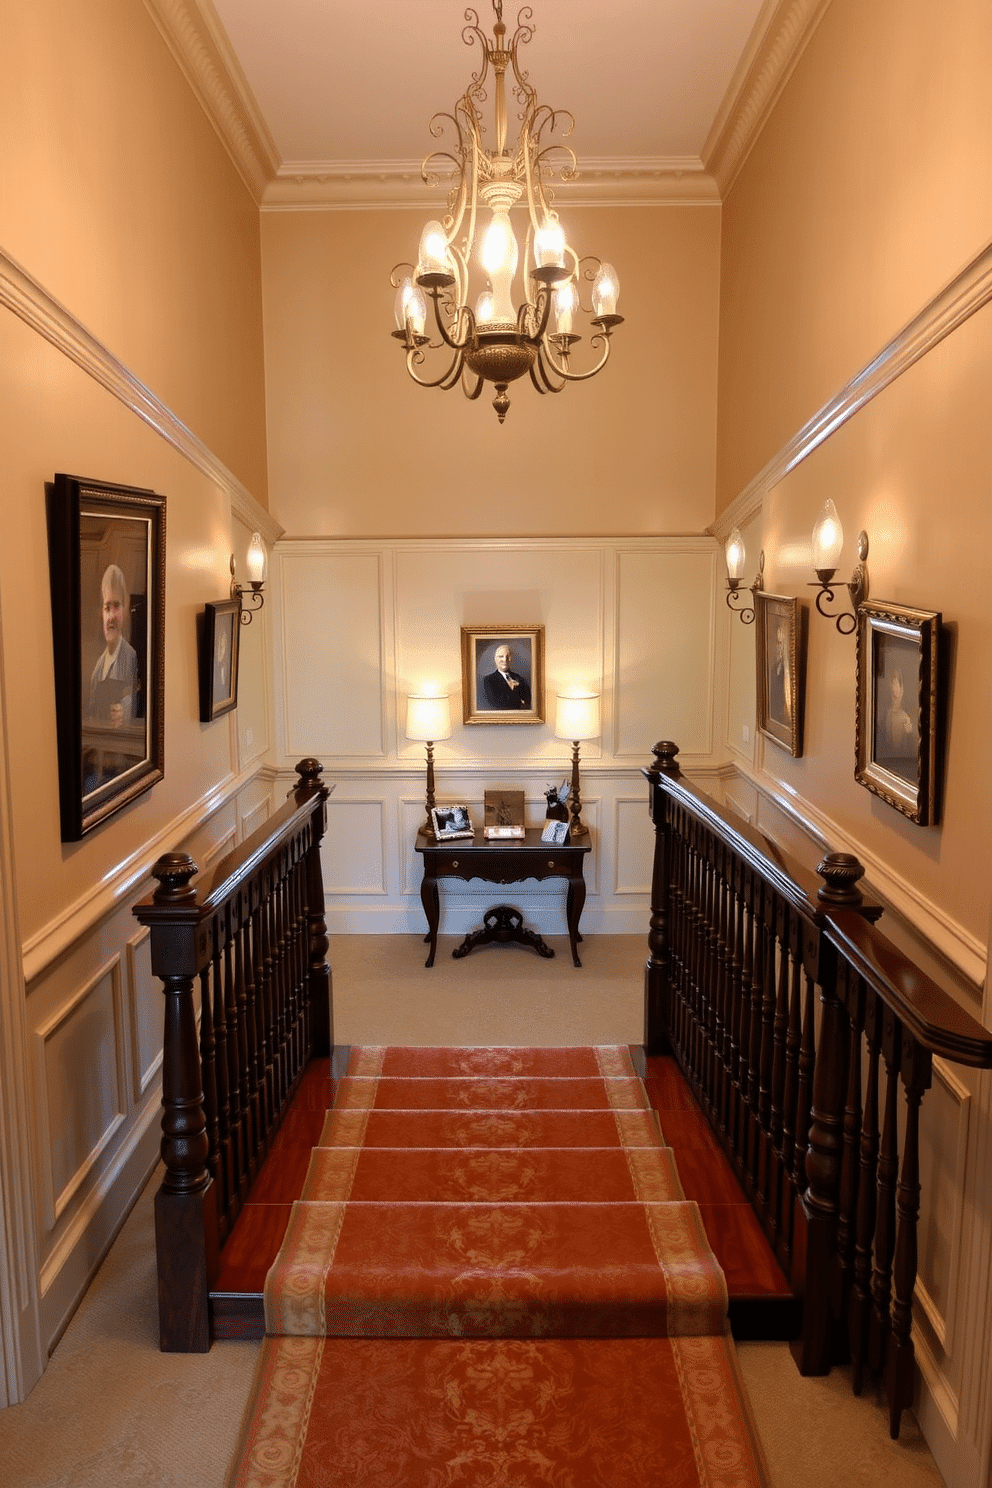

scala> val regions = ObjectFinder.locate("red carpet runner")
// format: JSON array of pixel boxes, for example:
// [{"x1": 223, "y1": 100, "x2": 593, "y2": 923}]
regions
[{"x1": 228, "y1": 1047, "x2": 769, "y2": 1486}]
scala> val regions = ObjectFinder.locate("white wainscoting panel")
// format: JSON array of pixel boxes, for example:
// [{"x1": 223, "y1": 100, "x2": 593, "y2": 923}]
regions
[
  {"x1": 277, "y1": 547, "x2": 387, "y2": 760},
  {"x1": 615, "y1": 545, "x2": 717, "y2": 760},
  {"x1": 614, "y1": 797, "x2": 654, "y2": 895},
  {"x1": 34, "y1": 960, "x2": 125, "y2": 1230},
  {"x1": 323, "y1": 799, "x2": 388, "y2": 895},
  {"x1": 917, "y1": 1058, "x2": 971, "y2": 1348}
]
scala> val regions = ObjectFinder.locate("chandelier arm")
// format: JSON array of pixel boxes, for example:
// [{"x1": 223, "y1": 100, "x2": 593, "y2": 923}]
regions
[
  {"x1": 539, "y1": 328, "x2": 615, "y2": 384},
  {"x1": 461, "y1": 366, "x2": 485, "y2": 401},
  {"x1": 425, "y1": 289, "x2": 475, "y2": 352},
  {"x1": 531, "y1": 348, "x2": 566, "y2": 394},
  {"x1": 404, "y1": 344, "x2": 466, "y2": 391}
]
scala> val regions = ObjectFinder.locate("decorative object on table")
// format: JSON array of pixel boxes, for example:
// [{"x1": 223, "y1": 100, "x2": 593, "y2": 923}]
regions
[
  {"x1": 545, "y1": 780, "x2": 570, "y2": 821},
  {"x1": 755, "y1": 593, "x2": 807, "y2": 757},
  {"x1": 809, "y1": 501, "x2": 869, "y2": 635},
  {"x1": 431, "y1": 805, "x2": 474, "y2": 840},
  {"x1": 48, "y1": 472, "x2": 166, "y2": 841},
  {"x1": 406, "y1": 691, "x2": 452, "y2": 836},
  {"x1": 230, "y1": 531, "x2": 267, "y2": 625},
  {"x1": 484, "y1": 788, "x2": 525, "y2": 838},
  {"x1": 855, "y1": 600, "x2": 941, "y2": 825},
  {"x1": 554, "y1": 690, "x2": 600, "y2": 839},
  {"x1": 198, "y1": 598, "x2": 241, "y2": 722},
  {"x1": 724, "y1": 530, "x2": 764, "y2": 625},
  {"x1": 542, "y1": 819, "x2": 569, "y2": 845},
  {"x1": 389, "y1": 0, "x2": 623, "y2": 425},
  {"x1": 461, "y1": 624, "x2": 544, "y2": 724}
]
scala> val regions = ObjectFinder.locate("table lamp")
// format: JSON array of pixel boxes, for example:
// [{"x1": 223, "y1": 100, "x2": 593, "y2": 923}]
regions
[
  {"x1": 406, "y1": 691, "x2": 452, "y2": 836},
  {"x1": 554, "y1": 690, "x2": 600, "y2": 839}
]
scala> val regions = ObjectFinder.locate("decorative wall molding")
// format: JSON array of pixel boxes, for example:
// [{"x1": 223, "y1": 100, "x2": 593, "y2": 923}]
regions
[
  {"x1": 727, "y1": 759, "x2": 987, "y2": 991},
  {"x1": 0, "y1": 248, "x2": 280, "y2": 548},
  {"x1": 704, "y1": 0, "x2": 833, "y2": 195},
  {"x1": 142, "y1": 0, "x2": 279, "y2": 202},
  {"x1": 712, "y1": 237, "x2": 992, "y2": 541},
  {"x1": 21, "y1": 760, "x2": 267, "y2": 986}
]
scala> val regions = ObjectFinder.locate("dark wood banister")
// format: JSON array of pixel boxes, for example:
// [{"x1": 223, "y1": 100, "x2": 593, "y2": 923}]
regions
[{"x1": 643, "y1": 740, "x2": 992, "y2": 1438}]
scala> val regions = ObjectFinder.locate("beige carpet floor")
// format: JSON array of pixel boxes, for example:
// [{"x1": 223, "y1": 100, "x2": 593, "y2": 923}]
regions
[{"x1": 0, "y1": 933, "x2": 947, "y2": 1487}]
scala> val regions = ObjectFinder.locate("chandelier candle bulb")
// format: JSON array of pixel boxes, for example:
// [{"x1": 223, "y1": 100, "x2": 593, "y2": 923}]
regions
[
  {"x1": 535, "y1": 221, "x2": 566, "y2": 268},
  {"x1": 591, "y1": 262, "x2": 620, "y2": 319},
  {"x1": 417, "y1": 221, "x2": 453, "y2": 284},
  {"x1": 554, "y1": 280, "x2": 578, "y2": 337}
]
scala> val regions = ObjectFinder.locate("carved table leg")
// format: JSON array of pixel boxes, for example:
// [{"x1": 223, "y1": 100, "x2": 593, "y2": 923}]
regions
[
  {"x1": 566, "y1": 871, "x2": 586, "y2": 967},
  {"x1": 420, "y1": 872, "x2": 440, "y2": 967}
]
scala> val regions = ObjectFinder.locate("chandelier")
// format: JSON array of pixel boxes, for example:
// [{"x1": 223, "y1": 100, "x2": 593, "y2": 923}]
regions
[{"x1": 390, "y1": 0, "x2": 623, "y2": 424}]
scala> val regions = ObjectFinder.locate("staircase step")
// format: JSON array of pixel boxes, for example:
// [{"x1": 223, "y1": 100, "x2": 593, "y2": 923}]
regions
[{"x1": 317, "y1": 1105, "x2": 666, "y2": 1149}]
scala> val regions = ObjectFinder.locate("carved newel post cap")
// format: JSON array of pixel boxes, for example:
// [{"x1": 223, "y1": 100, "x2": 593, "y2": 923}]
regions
[
  {"x1": 296, "y1": 757, "x2": 325, "y2": 787},
  {"x1": 150, "y1": 852, "x2": 199, "y2": 903},
  {"x1": 816, "y1": 851, "x2": 865, "y2": 905},
  {"x1": 650, "y1": 741, "x2": 681, "y2": 777}
]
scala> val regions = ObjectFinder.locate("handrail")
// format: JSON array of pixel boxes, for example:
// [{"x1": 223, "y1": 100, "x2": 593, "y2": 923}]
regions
[{"x1": 826, "y1": 910, "x2": 992, "y2": 1067}]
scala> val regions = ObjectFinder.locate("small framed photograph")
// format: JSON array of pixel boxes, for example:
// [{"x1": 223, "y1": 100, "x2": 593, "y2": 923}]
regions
[
  {"x1": 542, "y1": 819, "x2": 569, "y2": 844},
  {"x1": 856, "y1": 600, "x2": 941, "y2": 825},
  {"x1": 484, "y1": 788, "x2": 525, "y2": 830},
  {"x1": 198, "y1": 599, "x2": 241, "y2": 722},
  {"x1": 431, "y1": 805, "x2": 474, "y2": 840},
  {"x1": 461, "y1": 624, "x2": 544, "y2": 724},
  {"x1": 48, "y1": 473, "x2": 166, "y2": 840},
  {"x1": 755, "y1": 592, "x2": 806, "y2": 757}
]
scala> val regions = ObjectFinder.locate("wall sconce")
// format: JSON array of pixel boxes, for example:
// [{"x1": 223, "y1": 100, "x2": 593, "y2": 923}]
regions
[
  {"x1": 724, "y1": 529, "x2": 764, "y2": 624},
  {"x1": 406, "y1": 691, "x2": 452, "y2": 836},
  {"x1": 230, "y1": 531, "x2": 267, "y2": 625},
  {"x1": 809, "y1": 501, "x2": 869, "y2": 634},
  {"x1": 554, "y1": 690, "x2": 600, "y2": 839}
]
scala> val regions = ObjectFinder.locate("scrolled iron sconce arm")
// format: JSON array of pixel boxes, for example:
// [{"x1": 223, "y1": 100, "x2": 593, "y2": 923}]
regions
[{"x1": 809, "y1": 530, "x2": 869, "y2": 635}]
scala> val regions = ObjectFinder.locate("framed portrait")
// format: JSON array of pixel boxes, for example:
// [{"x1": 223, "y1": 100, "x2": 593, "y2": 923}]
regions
[
  {"x1": 755, "y1": 593, "x2": 806, "y2": 757},
  {"x1": 48, "y1": 473, "x2": 166, "y2": 840},
  {"x1": 856, "y1": 600, "x2": 941, "y2": 825},
  {"x1": 198, "y1": 599, "x2": 241, "y2": 722},
  {"x1": 431, "y1": 805, "x2": 474, "y2": 840},
  {"x1": 461, "y1": 624, "x2": 545, "y2": 725}
]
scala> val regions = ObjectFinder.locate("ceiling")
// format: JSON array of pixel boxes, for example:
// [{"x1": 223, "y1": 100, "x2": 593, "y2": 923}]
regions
[{"x1": 146, "y1": 0, "x2": 829, "y2": 206}]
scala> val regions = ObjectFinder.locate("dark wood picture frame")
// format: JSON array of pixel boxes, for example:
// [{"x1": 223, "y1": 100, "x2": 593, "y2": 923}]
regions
[
  {"x1": 48, "y1": 473, "x2": 166, "y2": 841},
  {"x1": 755, "y1": 592, "x2": 806, "y2": 757},
  {"x1": 856, "y1": 599, "x2": 941, "y2": 825},
  {"x1": 461, "y1": 623, "x2": 545, "y2": 725},
  {"x1": 199, "y1": 599, "x2": 241, "y2": 722}
]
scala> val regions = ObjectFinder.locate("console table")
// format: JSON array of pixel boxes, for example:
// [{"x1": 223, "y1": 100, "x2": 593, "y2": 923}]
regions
[{"x1": 415, "y1": 828, "x2": 591, "y2": 968}]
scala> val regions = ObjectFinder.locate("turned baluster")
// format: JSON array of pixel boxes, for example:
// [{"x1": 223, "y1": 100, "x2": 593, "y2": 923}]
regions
[
  {"x1": 768, "y1": 900, "x2": 790, "y2": 1239},
  {"x1": 850, "y1": 992, "x2": 881, "y2": 1395},
  {"x1": 869, "y1": 1009, "x2": 900, "y2": 1375},
  {"x1": 296, "y1": 758, "x2": 332, "y2": 1056},
  {"x1": 835, "y1": 962, "x2": 865, "y2": 1320},
  {"x1": 887, "y1": 1040, "x2": 931, "y2": 1439},
  {"x1": 780, "y1": 916, "x2": 804, "y2": 1258}
]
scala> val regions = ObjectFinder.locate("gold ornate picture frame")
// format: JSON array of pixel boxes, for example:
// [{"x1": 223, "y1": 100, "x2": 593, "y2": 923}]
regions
[
  {"x1": 856, "y1": 600, "x2": 941, "y2": 825},
  {"x1": 461, "y1": 624, "x2": 545, "y2": 725}
]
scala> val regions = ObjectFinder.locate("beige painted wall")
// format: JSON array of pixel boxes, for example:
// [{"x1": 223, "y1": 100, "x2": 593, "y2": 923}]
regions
[
  {"x1": 261, "y1": 204, "x2": 720, "y2": 537},
  {"x1": 0, "y1": 0, "x2": 268, "y2": 501},
  {"x1": 717, "y1": 0, "x2": 992, "y2": 506}
]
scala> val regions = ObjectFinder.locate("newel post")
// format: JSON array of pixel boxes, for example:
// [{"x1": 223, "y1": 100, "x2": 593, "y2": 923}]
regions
[
  {"x1": 792, "y1": 852, "x2": 865, "y2": 1375},
  {"x1": 294, "y1": 758, "x2": 332, "y2": 1057},
  {"x1": 139, "y1": 853, "x2": 218, "y2": 1353},
  {"x1": 643, "y1": 741, "x2": 680, "y2": 1055}
]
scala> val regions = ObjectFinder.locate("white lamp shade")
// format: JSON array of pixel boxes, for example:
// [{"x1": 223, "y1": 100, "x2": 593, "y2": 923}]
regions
[
  {"x1": 406, "y1": 693, "x2": 452, "y2": 742},
  {"x1": 555, "y1": 691, "x2": 600, "y2": 742},
  {"x1": 812, "y1": 500, "x2": 844, "y2": 571}
]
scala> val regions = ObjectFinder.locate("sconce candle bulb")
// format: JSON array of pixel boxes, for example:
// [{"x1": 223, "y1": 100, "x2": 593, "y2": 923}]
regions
[
  {"x1": 724, "y1": 532, "x2": 763, "y2": 625},
  {"x1": 230, "y1": 533, "x2": 267, "y2": 625},
  {"x1": 809, "y1": 503, "x2": 869, "y2": 635}
]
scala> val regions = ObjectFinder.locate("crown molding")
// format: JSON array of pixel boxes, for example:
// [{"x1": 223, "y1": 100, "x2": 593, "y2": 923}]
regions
[
  {"x1": 261, "y1": 157, "x2": 720, "y2": 211},
  {"x1": 0, "y1": 246, "x2": 280, "y2": 546},
  {"x1": 142, "y1": 0, "x2": 279, "y2": 203},
  {"x1": 703, "y1": 0, "x2": 833, "y2": 195}
]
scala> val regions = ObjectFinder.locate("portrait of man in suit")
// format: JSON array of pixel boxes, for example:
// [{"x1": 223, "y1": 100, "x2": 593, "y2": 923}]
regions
[{"x1": 482, "y1": 642, "x2": 532, "y2": 710}]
